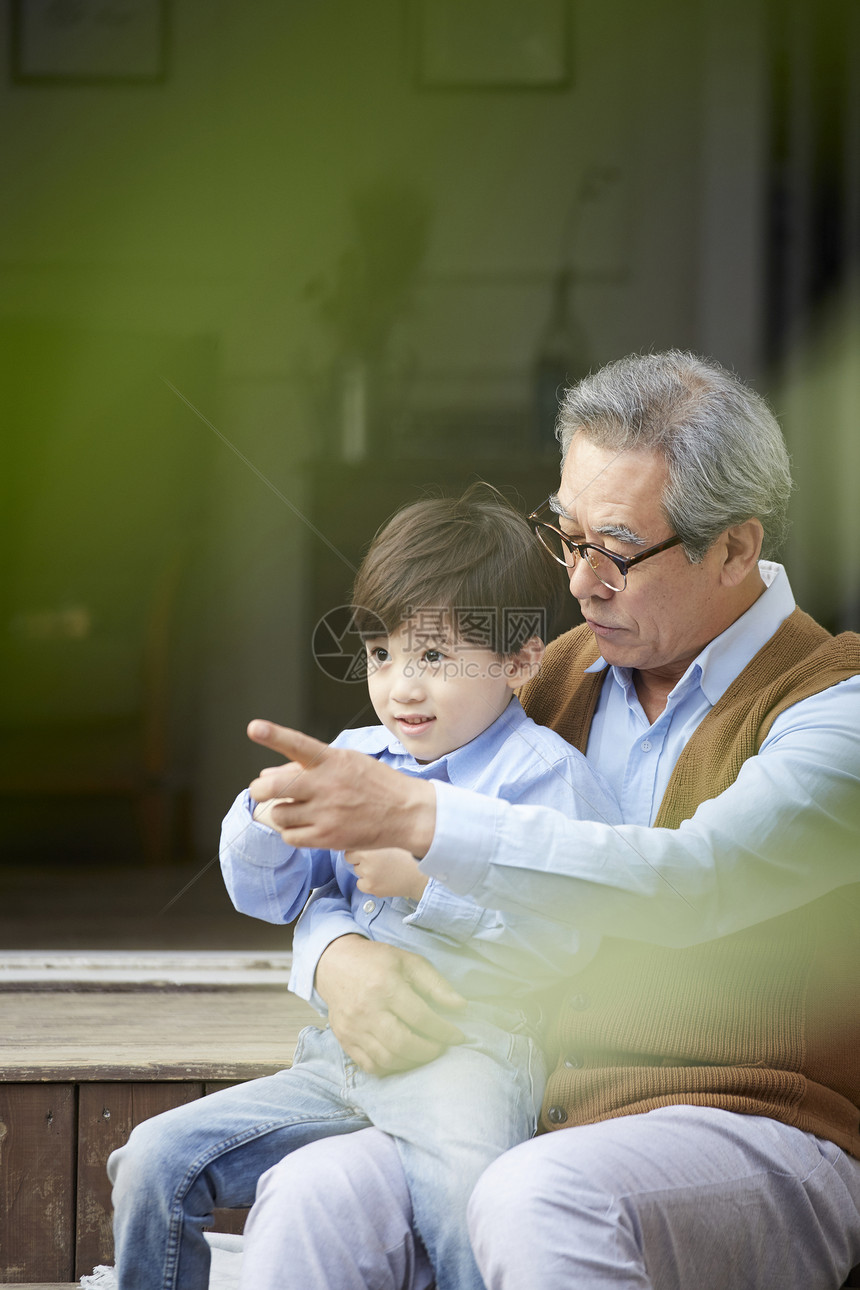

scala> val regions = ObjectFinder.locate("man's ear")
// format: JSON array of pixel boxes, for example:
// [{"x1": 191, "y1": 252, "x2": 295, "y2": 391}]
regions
[
  {"x1": 505, "y1": 637, "x2": 545, "y2": 689},
  {"x1": 720, "y1": 517, "x2": 764, "y2": 586}
]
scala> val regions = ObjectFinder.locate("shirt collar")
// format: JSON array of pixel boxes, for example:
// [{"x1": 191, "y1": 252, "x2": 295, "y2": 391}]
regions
[
  {"x1": 584, "y1": 562, "x2": 797, "y2": 707},
  {"x1": 373, "y1": 696, "x2": 528, "y2": 785}
]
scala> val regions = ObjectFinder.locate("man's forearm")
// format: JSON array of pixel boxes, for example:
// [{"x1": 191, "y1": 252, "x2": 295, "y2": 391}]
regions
[{"x1": 421, "y1": 689, "x2": 860, "y2": 947}]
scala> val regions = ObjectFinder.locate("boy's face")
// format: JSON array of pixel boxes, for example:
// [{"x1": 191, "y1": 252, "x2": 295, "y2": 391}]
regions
[{"x1": 364, "y1": 617, "x2": 526, "y2": 763}]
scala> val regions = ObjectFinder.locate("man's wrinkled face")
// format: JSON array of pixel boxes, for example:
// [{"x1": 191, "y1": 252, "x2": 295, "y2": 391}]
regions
[{"x1": 556, "y1": 436, "x2": 729, "y2": 680}]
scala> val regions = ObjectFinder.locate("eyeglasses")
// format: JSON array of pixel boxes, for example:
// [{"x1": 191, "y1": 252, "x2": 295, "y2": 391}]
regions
[{"x1": 528, "y1": 498, "x2": 684, "y2": 592}]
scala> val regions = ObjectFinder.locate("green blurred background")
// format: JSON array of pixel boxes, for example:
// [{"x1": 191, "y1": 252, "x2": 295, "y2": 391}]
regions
[{"x1": 0, "y1": 0, "x2": 858, "y2": 942}]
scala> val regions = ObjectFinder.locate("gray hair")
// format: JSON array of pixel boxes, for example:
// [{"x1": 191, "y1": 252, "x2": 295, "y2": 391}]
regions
[{"x1": 557, "y1": 350, "x2": 793, "y2": 561}]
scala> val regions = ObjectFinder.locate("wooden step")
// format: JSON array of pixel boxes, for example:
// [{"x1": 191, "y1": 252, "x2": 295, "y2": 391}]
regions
[{"x1": 0, "y1": 985, "x2": 315, "y2": 1283}]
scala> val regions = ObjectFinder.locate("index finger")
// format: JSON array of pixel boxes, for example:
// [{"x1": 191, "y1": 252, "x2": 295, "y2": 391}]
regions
[
  {"x1": 355, "y1": 1015, "x2": 450, "y2": 1074},
  {"x1": 386, "y1": 973, "x2": 466, "y2": 1047},
  {"x1": 389, "y1": 990, "x2": 466, "y2": 1050},
  {"x1": 247, "y1": 720, "x2": 329, "y2": 767}
]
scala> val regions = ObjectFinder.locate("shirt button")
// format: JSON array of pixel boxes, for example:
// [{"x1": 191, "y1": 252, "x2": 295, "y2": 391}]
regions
[
  {"x1": 362, "y1": 899, "x2": 376, "y2": 914},
  {"x1": 563, "y1": 1056, "x2": 583, "y2": 1069},
  {"x1": 547, "y1": 1106, "x2": 568, "y2": 1125},
  {"x1": 641, "y1": 739, "x2": 652, "y2": 751},
  {"x1": 568, "y1": 993, "x2": 591, "y2": 1012}
]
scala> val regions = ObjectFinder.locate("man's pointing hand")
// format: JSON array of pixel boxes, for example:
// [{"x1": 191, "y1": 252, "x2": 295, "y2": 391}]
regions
[{"x1": 246, "y1": 719, "x2": 437, "y2": 858}]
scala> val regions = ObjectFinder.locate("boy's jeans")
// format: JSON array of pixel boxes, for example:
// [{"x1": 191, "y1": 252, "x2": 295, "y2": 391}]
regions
[{"x1": 108, "y1": 1019, "x2": 544, "y2": 1290}]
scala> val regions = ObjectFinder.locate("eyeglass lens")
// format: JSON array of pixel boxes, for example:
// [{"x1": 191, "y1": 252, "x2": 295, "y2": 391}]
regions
[{"x1": 534, "y1": 526, "x2": 626, "y2": 591}]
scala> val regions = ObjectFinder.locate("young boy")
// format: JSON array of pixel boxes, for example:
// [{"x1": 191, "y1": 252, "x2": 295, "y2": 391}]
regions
[{"x1": 108, "y1": 485, "x2": 619, "y2": 1290}]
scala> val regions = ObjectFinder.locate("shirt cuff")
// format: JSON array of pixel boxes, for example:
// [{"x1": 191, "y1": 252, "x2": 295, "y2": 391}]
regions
[
  {"x1": 402, "y1": 877, "x2": 483, "y2": 941},
  {"x1": 419, "y1": 782, "x2": 500, "y2": 897},
  {"x1": 222, "y1": 790, "x2": 288, "y2": 863},
  {"x1": 288, "y1": 912, "x2": 370, "y2": 1012}
]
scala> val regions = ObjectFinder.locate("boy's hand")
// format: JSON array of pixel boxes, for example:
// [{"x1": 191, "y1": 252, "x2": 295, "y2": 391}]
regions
[
  {"x1": 345, "y1": 847, "x2": 429, "y2": 901},
  {"x1": 251, "y1": 797, "x2": 293, "y2": 831}
]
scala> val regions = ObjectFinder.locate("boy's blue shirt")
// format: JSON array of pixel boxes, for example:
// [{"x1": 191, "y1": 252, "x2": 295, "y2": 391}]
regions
[{"x1": 220, "y1": 697, "x2": 620, "y2": 1017}]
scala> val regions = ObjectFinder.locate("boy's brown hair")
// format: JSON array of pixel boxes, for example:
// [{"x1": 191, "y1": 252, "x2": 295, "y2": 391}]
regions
[{"x1": 351, "y1": 482, "x2": 565, "y2": 656}]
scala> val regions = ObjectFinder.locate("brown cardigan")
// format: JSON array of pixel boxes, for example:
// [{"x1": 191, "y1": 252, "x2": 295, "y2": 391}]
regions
[{"x1": 519, "y1": 608, "x2": 860, "y2": 1156}]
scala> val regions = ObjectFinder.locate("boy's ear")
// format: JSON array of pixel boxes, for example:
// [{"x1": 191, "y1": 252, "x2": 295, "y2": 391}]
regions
[{"x1": 505, "y1": 637, "x2": 545, "y2": 688}]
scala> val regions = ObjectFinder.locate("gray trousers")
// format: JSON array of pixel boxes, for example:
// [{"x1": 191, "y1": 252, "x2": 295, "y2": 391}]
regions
[{"x1": 239, "y1": 1106, "x2": 860, "y2": 1290}]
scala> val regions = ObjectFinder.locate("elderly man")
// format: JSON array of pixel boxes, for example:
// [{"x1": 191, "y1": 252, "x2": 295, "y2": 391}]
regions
[{"x1": 243, "y1": 351, "x2": 860, "y2": 1289}]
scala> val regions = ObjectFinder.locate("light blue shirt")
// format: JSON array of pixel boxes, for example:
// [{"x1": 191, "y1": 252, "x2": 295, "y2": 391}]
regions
[
  {"x1": 220, "y1": 697, "x2": 620, "y2": 1018},
  {"x1": 420, "y1": 564, "x2": 860, "y2": 947}
]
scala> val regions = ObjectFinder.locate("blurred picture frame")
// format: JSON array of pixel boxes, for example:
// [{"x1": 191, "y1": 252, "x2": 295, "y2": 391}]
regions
[
  {"x1": 11, "y1": 0, "x2": 168, "y2": 84},
  {"x1": 416, "y1": 0, "x2": 569, "y2": 90}
]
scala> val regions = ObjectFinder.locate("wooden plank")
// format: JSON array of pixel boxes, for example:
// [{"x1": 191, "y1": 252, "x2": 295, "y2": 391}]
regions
[
  {"x1": 75, "y1": 1081, "x2": 250, "y2": 1276},
  {"x1": 0, "y1": 990, "x2": 316, "y2": 1081},
  {"x1": 75, "y1": 1082, "x2": 203, "y2": 1279},
  {"x1": 209, "y1": 1207, "x2": 248, "y2": 1237},
  {"x1": 0, "y1": 1084, "x2": 75, "y2": 1283}
]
